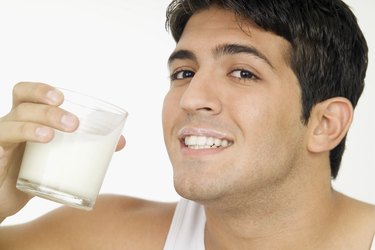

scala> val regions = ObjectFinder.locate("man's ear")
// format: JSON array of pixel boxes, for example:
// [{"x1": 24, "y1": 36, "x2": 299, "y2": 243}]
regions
[{"x1": 307, "y1": 97, "x2": 353, "y2": 153}]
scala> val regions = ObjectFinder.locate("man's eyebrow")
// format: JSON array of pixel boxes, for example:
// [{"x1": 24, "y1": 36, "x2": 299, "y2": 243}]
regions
[
  {"x1": 214, "y1": 43, "x2": 275, "y2": 69},
  {"x1": 168, "y1": 49, "x2": 197, "y2": 66},
  {"x1": 168, "y1": 44, "x2": 275, "y2": 69}
]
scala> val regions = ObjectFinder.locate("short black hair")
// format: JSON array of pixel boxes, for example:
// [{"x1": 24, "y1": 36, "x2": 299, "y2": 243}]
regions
[{"x1": 165, "y1": 0, "x2": 368, "y2": 178}]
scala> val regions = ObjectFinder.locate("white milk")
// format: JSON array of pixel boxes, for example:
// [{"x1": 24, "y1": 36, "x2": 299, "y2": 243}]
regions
[{"x1": 17, "y1": 110, "x2": 125, "y2": 208}]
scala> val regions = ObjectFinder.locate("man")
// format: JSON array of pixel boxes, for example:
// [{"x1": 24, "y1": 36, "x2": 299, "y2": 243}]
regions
[{"x1": 0, "y1": 0, "x2": 374, "y2": 249}]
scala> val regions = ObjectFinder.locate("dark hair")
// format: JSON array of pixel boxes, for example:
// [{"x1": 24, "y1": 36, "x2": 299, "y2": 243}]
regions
[{"x1": 165, "y1": 0, "x2": 368, "y2": 178}]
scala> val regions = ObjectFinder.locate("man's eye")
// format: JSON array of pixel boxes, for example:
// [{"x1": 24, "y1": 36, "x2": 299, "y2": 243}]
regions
[
  {"x1": 170, "y1": 70, "x2": 195, "y2": 80},
  {"x1": 229, "y1": 69, "x2": 258, "y2": 80}
]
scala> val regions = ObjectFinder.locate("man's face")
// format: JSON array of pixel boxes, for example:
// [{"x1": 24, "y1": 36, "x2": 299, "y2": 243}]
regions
[{"x1": 162, "y1": 7, "x2": 308, "y2": 204}]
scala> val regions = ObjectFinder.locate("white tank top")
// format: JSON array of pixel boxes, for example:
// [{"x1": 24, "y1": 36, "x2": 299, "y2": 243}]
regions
[
  {"x1": 164, "y1": 199, "x2": 375, "y2": 250},
  {"x1": 163, "y1": 199, "x2": 205, "y2": 250}
]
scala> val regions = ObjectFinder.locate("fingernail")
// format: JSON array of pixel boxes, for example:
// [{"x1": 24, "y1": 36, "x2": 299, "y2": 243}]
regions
[
  {"x1": 35, "y1": 127, "x2": 51, "y2": 140},
  {"x1": 47, "y1": 89, "x2": 63, "y2": 105},
  {"x1": 61, "y1": 113, "x2": 78, "y2": 129}
]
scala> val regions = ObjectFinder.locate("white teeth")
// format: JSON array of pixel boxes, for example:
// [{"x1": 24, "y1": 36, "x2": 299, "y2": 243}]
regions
[
  {"x1": 184, "y1": 135, "x2": 231, "y2": 149},
  {"x1": 214, "y1": 138, "x2": 221, "y2": 147},
  {"x1": 221, "y1": 140, "x2": 228, "y2": 147},
  {"x1": 206, "y1": 137, "x2": 214, "y2": 146},
  {"x1": 197, "y1": 136, "x2": 206, "y2": 146}
]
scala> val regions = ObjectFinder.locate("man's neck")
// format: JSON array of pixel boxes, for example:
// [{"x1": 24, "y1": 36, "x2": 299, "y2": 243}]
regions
[{"x1": 202, "y1": 164, "x2": 339, "y2": 249}]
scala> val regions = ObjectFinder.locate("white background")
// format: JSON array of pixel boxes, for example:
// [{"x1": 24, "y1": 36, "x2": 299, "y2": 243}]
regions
[{"x1": 0, "y1": 0, "x2": 374, "y2": 225}]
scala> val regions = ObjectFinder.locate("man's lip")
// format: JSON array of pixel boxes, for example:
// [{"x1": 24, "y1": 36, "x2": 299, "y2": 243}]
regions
[{"x1": 177, "y1": 127, "x2": 232, "y2": 141}]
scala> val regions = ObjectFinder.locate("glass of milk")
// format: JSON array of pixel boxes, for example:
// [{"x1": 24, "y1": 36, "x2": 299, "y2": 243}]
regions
[{"x1": 16, "y1": 88, "x2": 128, "y2": 211}]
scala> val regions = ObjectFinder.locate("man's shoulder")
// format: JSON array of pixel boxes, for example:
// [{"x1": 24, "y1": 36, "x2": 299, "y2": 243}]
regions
[
  {"x1": 0, "y1": 195, "x2": 178, "y2": 250},
  {"x1": 67, "y1": 194, "x2": 178, "y2": 249},
  {"x1": 94, "y1": 194, "x2": 178, "y2": 235},
  {"x1": 338, "y1": 193, "x2": 375, "y2": 224},
  {"x1": 94, "y1": 193, "x2": 178, "y2": 218},
  {"x1": 335, "y1": 192, "x2": 375, "y2": 249}
]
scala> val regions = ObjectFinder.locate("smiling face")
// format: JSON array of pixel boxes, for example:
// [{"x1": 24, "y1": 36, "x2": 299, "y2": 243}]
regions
[{"x1": 162, "y1": 7, "x2": 308, "y2": 205}]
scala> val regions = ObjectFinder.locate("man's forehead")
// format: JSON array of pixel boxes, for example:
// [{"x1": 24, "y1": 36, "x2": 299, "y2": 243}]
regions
[
  {"x1": 174, "y1": 6, "x2": 292, "y2": 68},
  {"x1": 181, "y1": 6, "x2": 241, "y2": 37}
]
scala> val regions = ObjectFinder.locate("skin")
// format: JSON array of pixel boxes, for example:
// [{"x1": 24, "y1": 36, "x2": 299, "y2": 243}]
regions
[
  {"x1": 1, "y1": 6, "x2": 375, "y2": 250},
  {"x1": 164, "y1": 7, "x2": 307, "y2": 207}
]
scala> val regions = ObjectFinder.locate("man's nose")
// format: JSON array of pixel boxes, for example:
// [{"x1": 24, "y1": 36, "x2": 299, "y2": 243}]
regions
[{"x1": 179, "y1": 70, "x2": 222, "y2": 115}]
